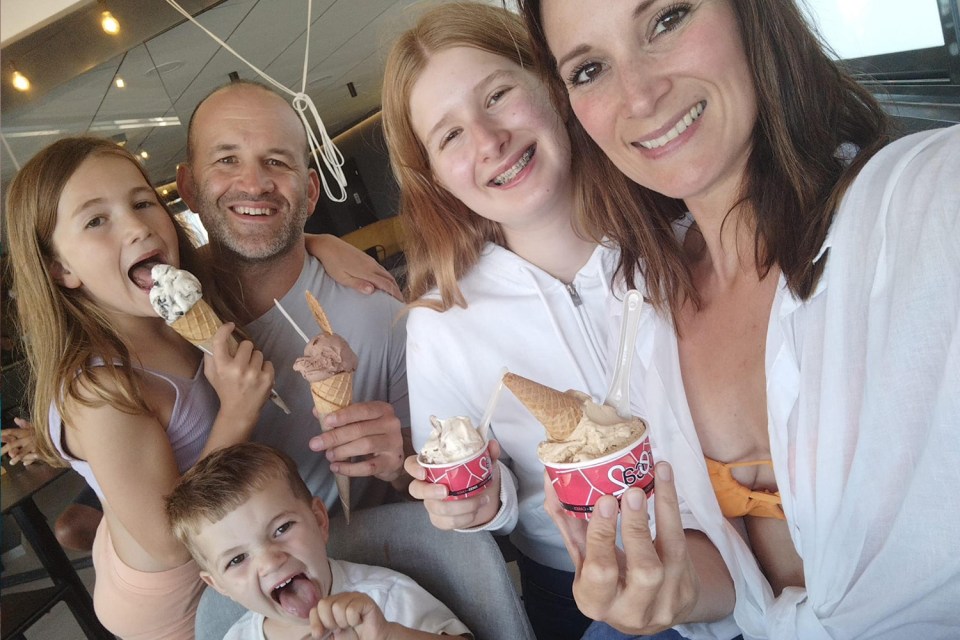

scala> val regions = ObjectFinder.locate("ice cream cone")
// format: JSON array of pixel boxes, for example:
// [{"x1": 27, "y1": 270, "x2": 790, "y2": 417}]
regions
[
  {"x1": 305, "y1": 291, "x2": 352, "y2": 522},
  {"x1": 170, "y1": 299, "x2": 236, "y2": 352},
  {"x1": 503, "y1": 372, "x2": 584, "y2": 440}
]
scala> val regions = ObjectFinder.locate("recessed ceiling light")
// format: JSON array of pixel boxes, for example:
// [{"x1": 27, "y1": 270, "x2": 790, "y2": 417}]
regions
[
  {"x1": 115, "y1": 77, "x2": 125, "y2": 88},
  {"x1": 12, "y1": 70, "x2": 30, "y2": 92},
  {"x1": 139, "y1": 150, "x2": 149, "y2": 159},
  {"x1": 101, "y1": 11, "x2": 120, "y2": 35}
]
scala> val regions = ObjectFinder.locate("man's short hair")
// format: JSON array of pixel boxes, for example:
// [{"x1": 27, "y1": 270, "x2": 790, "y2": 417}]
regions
[
  {"x1": 165, "y1": 442, "x2": 313, "y2": 567},
  {"x1": 185, "y1": 79, "x2": 309, "y2": 162}
]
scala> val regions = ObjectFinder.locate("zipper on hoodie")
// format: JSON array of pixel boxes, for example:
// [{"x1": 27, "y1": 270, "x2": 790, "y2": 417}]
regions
[{"x1": 566, "y1": 283, "x2": 583, "y2": 306}]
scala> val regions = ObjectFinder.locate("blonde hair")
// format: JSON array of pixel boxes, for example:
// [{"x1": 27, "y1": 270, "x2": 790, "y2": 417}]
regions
[
  {"x1": 165, "y1": 443, "x2": 313, "y2": 567},
  {"x1": 5, "y1": 137, "x2": 213, "y2": 466},
  {"x1": 381, "y1": 3, "x2": 543, "y2": 310}
]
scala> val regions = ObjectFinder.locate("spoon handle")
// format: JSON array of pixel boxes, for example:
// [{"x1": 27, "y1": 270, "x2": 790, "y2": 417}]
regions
[{"x1": 604, "y1": 290, "x2": 643, "y2": 418}]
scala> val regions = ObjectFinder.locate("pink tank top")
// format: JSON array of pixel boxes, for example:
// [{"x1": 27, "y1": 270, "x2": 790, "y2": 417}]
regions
[{"x1": 49, "y1": 361, "x2": 218, "y2": 502}]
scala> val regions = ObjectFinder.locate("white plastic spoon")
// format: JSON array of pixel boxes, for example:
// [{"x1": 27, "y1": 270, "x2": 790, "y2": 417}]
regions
[
  {"x1": 604, "y1": 290, "x2": 643, "y2": 418},
  {"x1": 477, "y1": 367, "x2": 508, "y2": 442}
]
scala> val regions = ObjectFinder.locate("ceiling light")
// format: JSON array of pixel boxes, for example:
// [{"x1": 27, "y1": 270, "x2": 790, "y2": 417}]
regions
[
  {"x1": 12, "y1": 70, "x2": 31, "y2": 92},
  {"x1": 161, "y1": 189, "x2": 169, "y2": 196},
  {"x1": 115, "y1": 77, "x2": 125, "y2": 88},
  {"x1": 101, "y1": 11, "x2": 120, "y2": 35},
  {"x1": 139, "y1": 150, "x2": 149, "y2": 160}
]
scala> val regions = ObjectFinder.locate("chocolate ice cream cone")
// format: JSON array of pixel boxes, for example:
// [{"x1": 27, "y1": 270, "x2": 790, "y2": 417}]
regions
[
  {"x1": 305, "y1": 291, "x2": 352, "y2": 522},
  {"x1": 503, "y1": 372, "x2": 584, "y2": 440}
]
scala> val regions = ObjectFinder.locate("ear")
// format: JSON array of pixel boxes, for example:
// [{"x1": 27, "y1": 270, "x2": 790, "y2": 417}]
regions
[
  {"x1": 199, "y1": 570, "x2": 228, "y2": 596},
  {"x1": 176, "y1": 163, "x2": 200, "y2": 213},
  {"x1": 311, "y1": 497, "x2": 330, "y2": 545},
  {"x1": 50, "y1": 259, "x2": 82, "y2": 289},
  {"x1": 306, "y1": 167, "x2": 321, "y2": 212}
]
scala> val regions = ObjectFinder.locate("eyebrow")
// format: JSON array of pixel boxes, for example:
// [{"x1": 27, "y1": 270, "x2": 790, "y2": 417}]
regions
[
  {"x1": 209, "y1": 143, "x2": 299, "y2": 162},
  {"x1": 70, "y1": 185, "x2": 156, "y2": 219},
  {"x1": 553, "y1": 0, "x2": 657, "y2": 71},
  {"x1": 423, "y1": 69, "x2": 517, "y2": 143}
]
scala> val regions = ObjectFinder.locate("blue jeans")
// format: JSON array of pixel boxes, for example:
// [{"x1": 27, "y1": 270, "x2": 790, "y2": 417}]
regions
[
  {"x1": 517, "y1": 554, "x2": 593, "y2": 640},
  {"x1": 581, "y1": 622, "x2": 688, "y2": 640}
]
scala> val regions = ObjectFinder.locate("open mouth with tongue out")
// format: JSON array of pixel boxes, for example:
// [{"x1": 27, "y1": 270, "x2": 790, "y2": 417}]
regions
[
  {"x1": 271, "y1": 573, "x2": 321, "y2": 618},
  {"x1": 128, "y1": 254, "x2": 165, "y2": 291}
]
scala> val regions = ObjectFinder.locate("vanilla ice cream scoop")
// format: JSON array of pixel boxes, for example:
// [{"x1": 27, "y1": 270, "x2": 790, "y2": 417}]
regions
[
  {"x1": 293, "y1": 333, "x2": 358, "y2": 383},
  {"x1": 419, "y1": 415, "x2": 485, "y2": 464},
  {"x1": 149, "y1": 264, "x2": 202, "y2": 323},
  {"x1": 537, "y1": 396, "x2": 646, "y2": 464}
]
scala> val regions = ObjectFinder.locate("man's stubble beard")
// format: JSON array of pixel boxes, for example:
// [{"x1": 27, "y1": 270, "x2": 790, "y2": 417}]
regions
[{"x1": 195, "y1": 189, "x2": 311, "y2": 266}]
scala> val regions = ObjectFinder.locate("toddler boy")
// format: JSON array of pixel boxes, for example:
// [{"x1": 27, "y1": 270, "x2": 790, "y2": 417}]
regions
[{"x1": 166, "y1": 443, "x2": 470, "y2": 640}]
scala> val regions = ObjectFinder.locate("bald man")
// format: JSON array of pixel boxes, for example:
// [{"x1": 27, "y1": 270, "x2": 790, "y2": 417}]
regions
[{"x1": 177, "y1": 81, "x2": 409, "y2": 509}]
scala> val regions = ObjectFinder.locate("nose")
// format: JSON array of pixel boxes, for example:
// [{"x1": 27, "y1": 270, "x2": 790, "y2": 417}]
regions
[
  {"x1": 257, "y1": 544, "x2": 287, "y2": 578},
  {"x1": 121, "y1": 209, "x2": 153, "y2": 244},
  {"x1": 235, "y1": 162, "x2": 275, "y2": 195},
  {"x1": 615, "y1": 62, "x2": 669, "y2": 120},
  {"x1": 473, "y1": 118, "x2": 509, "y2": 162}
]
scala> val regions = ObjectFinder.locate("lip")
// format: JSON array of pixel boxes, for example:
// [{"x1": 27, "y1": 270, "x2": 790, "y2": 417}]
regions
[
  {"x1": 487, "y1": 144, "x2": 536, "y2": 188},
  {"x1": 630, "y1": 101, "x2": 705, "y2": 157},
  {"x1": 126, "y1": 249, "x2": 166, "y2": 291}
]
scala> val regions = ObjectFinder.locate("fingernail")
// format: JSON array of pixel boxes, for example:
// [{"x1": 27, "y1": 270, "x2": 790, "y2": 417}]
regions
[
  {"x1": 657, "y1": 461, "x2": 672, "y2": 482},
  {"x1": 480, "y1": 495, "x2": 491, "y2": 506},
  {"x1": 625, "y1": 488, "x2": 644, "y2": 511},
  {"x1": 597, "y1": 497, "x2": 616, "y2": 518}
]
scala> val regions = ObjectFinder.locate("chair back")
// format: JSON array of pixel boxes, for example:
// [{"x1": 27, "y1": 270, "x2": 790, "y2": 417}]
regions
[{"x1": 195, "y1": 501, "x2": 534, "y2": 640}]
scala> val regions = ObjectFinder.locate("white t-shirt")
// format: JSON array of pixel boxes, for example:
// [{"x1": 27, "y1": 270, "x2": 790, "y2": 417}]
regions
[
  {"x1": 224, "y1": 558, "x2": 469, "y2": 640},
  {"x1": 627, "y1": 126, "x2": 960, "y2": 639}
]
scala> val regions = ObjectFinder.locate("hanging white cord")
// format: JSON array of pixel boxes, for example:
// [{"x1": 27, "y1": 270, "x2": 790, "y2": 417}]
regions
[
  {"x1": 1, "y1": 133, "x2": 21, "y2": 171},
  {"x1": 163, "y1": 0, "x2": 347, "y2": 202}
]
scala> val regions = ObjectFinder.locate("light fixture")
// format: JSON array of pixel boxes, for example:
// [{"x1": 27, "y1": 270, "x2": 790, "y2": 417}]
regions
[
  {"x1": 161, "y1": 189, "x2": 169, "y2": 196},
  {"x1": 12, "y1": 70, "x2": 31, "y2": 92},
  {"x1": 101, "y1": 11, "x2": 120, "y2": 35},
  {"x1": 115, "y1": 77, "x2": 125, "y2": 88},
  {"x1": 139, "y1": 150, "x2": 149, "y2": 160}
]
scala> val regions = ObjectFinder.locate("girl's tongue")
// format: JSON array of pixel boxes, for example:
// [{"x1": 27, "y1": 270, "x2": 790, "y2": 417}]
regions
[
  {"x1": 275, "y1": 575, "x2": 321, "y2": 618},
  {"x1": 129, "y1": 259, "x2": 163, "y2": 289}
]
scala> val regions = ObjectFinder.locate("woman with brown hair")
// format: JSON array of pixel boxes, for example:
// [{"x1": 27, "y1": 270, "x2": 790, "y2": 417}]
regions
[
  {"x1": 380, "y1": 4, "x2": 689, "y2": 639},
  {"x1": 515, "y1": 0, "x2": 960, "y2": 638}
]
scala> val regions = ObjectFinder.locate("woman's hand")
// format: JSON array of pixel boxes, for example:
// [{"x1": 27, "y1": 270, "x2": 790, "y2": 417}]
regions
[
  {"x1": 404, "y1": 440, "x2": 502, "y2": 530},
  {"x1": 1, "y1": 418, "x2": 40, "y2": 465},
  {"x1": 545, "y1": 461, "x2": 709, "y2": 635},
  {"x1": 304, "y1": 234, "x2": 403, "y2": 301}
]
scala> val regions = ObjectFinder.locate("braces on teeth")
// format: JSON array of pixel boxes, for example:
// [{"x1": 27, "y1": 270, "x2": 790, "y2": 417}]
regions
[{"x1": 493, "y1": 147, "x2": 534, "y2": 185}]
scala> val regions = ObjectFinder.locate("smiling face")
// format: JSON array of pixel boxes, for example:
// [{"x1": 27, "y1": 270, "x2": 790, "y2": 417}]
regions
[
  {"x1": 179, "y1": 85, "x2": 320, "y2": 264},
  {"x1": 195, "y1": 475, "x2": 332, "y2": 629},
  {"x1": 541, "y1": 0, "x2": 757, "y2": 212},
  {"x1": 50, "y1": 152, "x2": 180, "y2": 320},
  {"x1": 409, "y1": 46, "x2": 573, "y2": 235}
]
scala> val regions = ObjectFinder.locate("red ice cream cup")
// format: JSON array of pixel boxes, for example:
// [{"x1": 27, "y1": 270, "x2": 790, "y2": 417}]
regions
[
  {"x1": 541, "y1": 433, "x2": 655, "y2": 520},
  {"x1": 419, "y1": 442, "x2": 493, "y2": 501}
]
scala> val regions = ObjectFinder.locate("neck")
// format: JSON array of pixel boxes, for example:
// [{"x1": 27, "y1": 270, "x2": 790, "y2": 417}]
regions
[
  {"x1": 226, "y1": 243, "x2": 307, "y2": 323},
  {"x1": 503, "y1": 203, "x2": 596, "y2": 284},
  {"x1": 684, "y1": 187, "x2": 761, "y2": 288}
]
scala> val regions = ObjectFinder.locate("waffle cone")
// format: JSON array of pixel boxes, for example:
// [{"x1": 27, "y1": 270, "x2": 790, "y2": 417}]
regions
[
  {"x1": 503, "y1": 372, "x2": 584, "y2": 440},
  {"x1": 303, "y1": 291, "x2": 353, "y2": 522},
  {"x1": 170, "y1": 299, "x2": 238, "y2": 353}
]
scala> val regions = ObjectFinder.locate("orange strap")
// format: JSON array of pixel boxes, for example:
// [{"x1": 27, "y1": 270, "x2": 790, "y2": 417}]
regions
[{"x1": 705, "y1": 458, "x2": 785, "y2": 520}]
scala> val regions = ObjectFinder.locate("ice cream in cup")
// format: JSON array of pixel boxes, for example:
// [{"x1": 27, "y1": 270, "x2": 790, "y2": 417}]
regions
[
  {"x1": 503, "y1": 372, "x2": 654, "y2": 519},
  {"x1": 418, "y1": 416, "x2": 493, "y2": 501}
]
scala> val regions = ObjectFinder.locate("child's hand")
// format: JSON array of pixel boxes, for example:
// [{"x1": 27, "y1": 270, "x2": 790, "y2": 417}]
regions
[
  {"x1": 404, "y1": 440, "x2": 502, "y2": 530},
  {"x1": 203, "y1": 323, "x2": 275, "y2": 426},
  {"x1": 1, "y1": 419, "x2": 40, "y2": 465},
  {"x1": 309, "y1": 591, "x2": 389, "y2": 640}
]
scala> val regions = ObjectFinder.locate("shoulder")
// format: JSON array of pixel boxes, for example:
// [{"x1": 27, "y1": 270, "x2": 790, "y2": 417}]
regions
[{"x1": 852, "y1": 126, "x2": 960, "y2": 201}]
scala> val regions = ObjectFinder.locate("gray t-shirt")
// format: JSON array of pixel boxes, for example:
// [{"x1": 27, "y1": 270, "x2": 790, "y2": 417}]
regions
[{"x1": 245, "y1": 255, "x2": 408, "y2": 506}]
